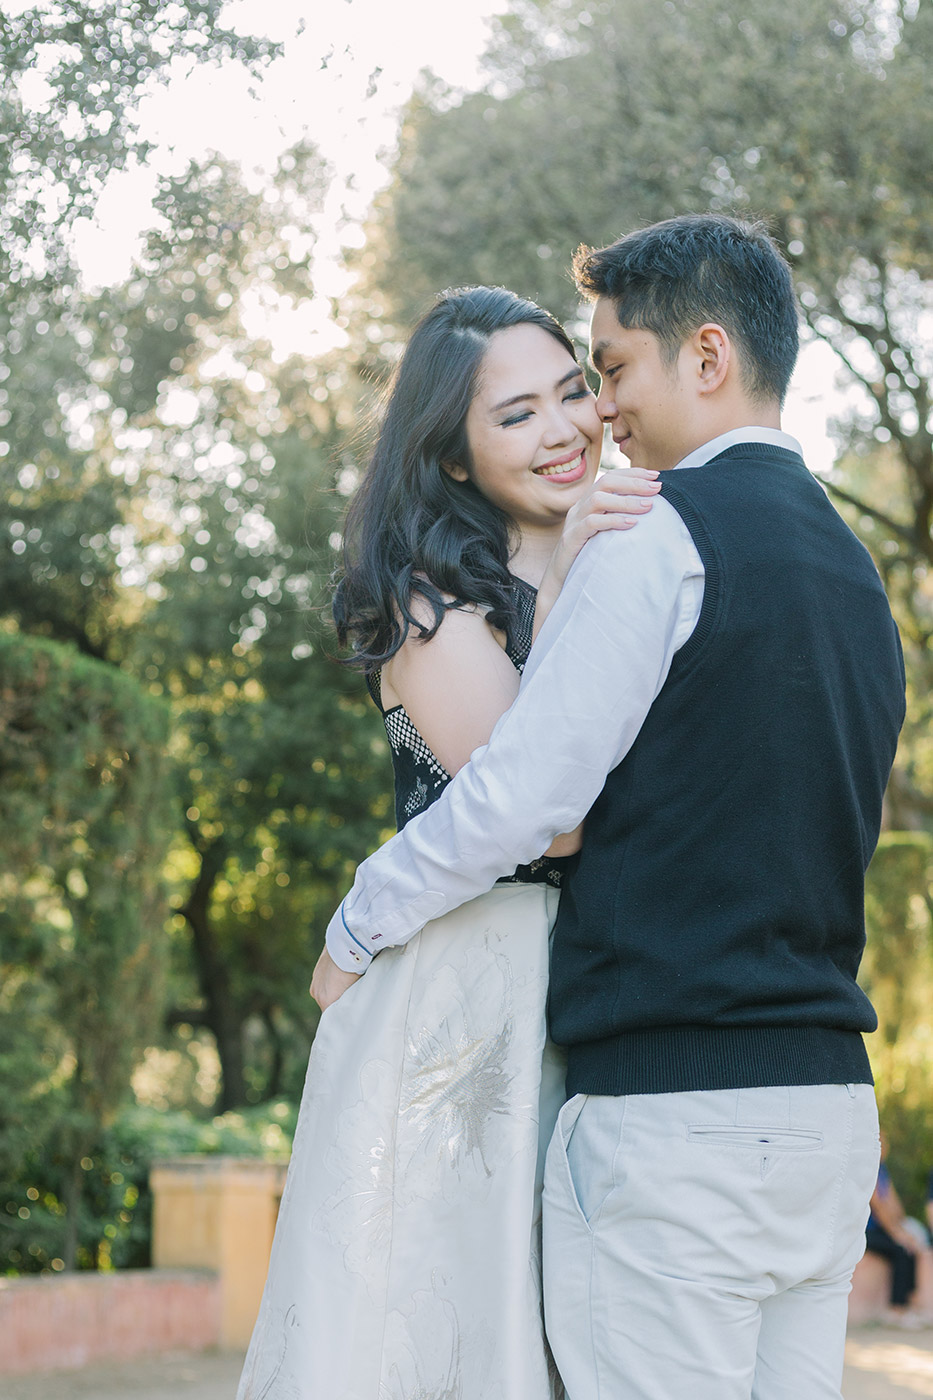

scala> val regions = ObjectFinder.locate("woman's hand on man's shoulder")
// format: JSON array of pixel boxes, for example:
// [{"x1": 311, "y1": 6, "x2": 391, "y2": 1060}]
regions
[
  {"x1": 534, "y1": 468, "x2": 662, "y2": 637},
  {"x1": 556, "y1": 467, "x2": 661, "y2": 578}
]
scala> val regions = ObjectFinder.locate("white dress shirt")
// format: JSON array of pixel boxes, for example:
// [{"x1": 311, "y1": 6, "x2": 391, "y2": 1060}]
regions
[{"x1": 326, "y1": 428, "x2": 803, "y2": 972}]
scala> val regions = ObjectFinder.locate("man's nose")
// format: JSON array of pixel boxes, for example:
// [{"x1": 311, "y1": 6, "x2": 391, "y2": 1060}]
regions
[{"x1": 596, "y1": 387, "x2": 617, "y2": 421}]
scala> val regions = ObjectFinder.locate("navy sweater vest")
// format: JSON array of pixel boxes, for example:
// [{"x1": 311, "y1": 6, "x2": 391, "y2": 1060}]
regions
[{"x1": 549, "y1": 445, "x2": 905, "y2": 1096}]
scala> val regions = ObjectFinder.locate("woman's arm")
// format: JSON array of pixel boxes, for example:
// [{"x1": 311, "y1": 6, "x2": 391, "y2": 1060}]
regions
[
  {"x1": 310, "y1": 600, "x2": 568, "y2": 1012},
  {"x1": 385, "y1": 603, "x2": 584, "y2": 859},
  {"x1": 381, "y1": 601, "x2": 521, "y2": 777}
]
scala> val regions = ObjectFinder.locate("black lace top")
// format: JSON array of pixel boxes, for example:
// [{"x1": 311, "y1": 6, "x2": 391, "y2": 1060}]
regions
[{"x1": 367, "y1": 576, "x2": 568, "y2": 888}]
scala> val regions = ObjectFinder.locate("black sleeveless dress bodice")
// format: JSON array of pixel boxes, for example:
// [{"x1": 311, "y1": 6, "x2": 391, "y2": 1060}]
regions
[{"x1": 367, "y1": 576, "x2": 568, "y2": 888}]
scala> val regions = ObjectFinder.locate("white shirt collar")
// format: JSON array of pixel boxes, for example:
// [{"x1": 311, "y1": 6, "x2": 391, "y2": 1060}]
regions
[{"x1": 674, "y1": 427, "x2": 803, "y2": 471}]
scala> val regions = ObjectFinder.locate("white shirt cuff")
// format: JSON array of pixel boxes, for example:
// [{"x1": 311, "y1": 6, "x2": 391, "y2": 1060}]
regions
[{"x1": 325, "y1": 901, "x2": 376, "y2": 972}]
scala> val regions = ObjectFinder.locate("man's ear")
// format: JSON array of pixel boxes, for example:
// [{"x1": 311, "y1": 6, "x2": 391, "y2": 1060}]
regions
[
  {"x1": 441, "y1": 460, "x2": 470, "y2": 482},
  {"x1": 692, "y1": 323, "x2": 731, "y2": 394}
]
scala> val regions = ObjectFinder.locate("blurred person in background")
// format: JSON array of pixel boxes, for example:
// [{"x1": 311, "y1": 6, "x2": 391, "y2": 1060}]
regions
[{"x1": 866, "y1": 1132, "x2": 933, "y2": 1327}]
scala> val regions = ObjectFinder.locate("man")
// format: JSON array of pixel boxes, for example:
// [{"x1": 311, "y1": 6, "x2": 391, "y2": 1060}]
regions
[{"x1": 313, "y1": 214, "x2": 905, "y2": 1398}]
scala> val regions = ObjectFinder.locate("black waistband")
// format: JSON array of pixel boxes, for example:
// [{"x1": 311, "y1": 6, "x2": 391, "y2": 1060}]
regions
[{"x1": 565, "y1": 1025, "x2": 873, "y2": 1097}]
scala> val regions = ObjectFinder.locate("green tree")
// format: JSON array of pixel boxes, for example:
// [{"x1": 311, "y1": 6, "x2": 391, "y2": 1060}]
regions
[
  {"x1": 830, "y1": 443, "x2": 933, "y2": 832},
  {"x1": 0, "y1": 0, "x2": 278, "y2": 293},
  {"x1": 41, "y1": 148, "x2": 391, "y2": 1109},
  {"x1": 861, "y1": 831, "x2": 933, "y2": 1211},
  {"x1": 0, "y1": 2, "x2": 394, "y2": 1181},
  {"x1": 111, "y1": 153, "x2": 391, "y2": 1108},
  {"x1": 0, "y1": 0, "x2": 277, "y2": 661},
  {"x1": 0, "y1": 633, "x2": 173, "y2": 1270},
  {"x1": 0, "y1": 281, "x2": 128, "y2": 660},
  {"x1": 2, "y1": 57, "x2": 394, "y2": 1108}
]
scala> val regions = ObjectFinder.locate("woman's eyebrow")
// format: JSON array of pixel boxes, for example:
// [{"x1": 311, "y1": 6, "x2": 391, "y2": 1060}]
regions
[{"x1": 490, "y1": 367, "x2": 583, "y2": 414}]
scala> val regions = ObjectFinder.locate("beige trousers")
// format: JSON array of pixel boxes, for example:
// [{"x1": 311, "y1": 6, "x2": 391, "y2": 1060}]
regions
[{"x1": 543, "y1": 1082, "x2": 879, "y2": 1400}]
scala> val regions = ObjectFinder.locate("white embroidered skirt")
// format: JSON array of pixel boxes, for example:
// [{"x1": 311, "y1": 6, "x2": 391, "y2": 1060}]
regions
[{"x1": 237, "y1": 881, "x2": 566, "y2": 1400}]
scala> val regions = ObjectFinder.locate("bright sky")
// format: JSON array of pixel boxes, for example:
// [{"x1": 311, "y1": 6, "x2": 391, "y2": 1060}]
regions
[
  {"x1": 28, "y1": 0, "x2": 846, "y2": 468},
  {"x1": 71, "y1": 0, "x2": 510, "y2": 291}
]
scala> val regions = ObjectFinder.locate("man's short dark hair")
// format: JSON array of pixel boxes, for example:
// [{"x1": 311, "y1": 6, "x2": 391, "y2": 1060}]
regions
[{"x1": 573, "y1": 214, "x2": 799, "y2": 404}]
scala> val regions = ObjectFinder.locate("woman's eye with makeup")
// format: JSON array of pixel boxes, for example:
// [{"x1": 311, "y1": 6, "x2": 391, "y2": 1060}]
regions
[{"x1": 501, "y1": 411, "x2": 532, "y2": 427}]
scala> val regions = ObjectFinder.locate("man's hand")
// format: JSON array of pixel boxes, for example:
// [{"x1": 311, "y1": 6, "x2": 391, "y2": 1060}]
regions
[{"x1": 310, "y1": 946, "x2": 362, "y2": 1011}]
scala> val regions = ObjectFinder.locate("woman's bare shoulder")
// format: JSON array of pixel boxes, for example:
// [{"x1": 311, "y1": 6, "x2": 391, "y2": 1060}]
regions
[{"x1": 380, "y1": 589, "x2": 509, "y2": 718}]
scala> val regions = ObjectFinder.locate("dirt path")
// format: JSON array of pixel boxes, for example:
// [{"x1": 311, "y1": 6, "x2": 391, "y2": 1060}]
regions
[
  {"x1": 844, "y1": 1326, "x2": 933, "y2": 1398},
  {"x1": 0, "y1": 1352, "x2": 244, "y2": 1400},
  {"x1": 4, "y1": 1329, "x2": 933, "y2": 1399}
]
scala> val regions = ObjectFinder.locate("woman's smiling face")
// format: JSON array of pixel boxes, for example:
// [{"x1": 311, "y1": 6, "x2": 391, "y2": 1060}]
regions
[{"x1": 449, "y1": 322, "x2": 603, "y2": 531}]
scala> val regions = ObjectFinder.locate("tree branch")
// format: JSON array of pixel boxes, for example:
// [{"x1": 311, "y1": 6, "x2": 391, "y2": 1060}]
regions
[
  {"x1": 806, "y1": 317, "x2": 878, "y2": 400},
  {"x1": 823, "y1": 481, "x2": 915, "y2": 545}
]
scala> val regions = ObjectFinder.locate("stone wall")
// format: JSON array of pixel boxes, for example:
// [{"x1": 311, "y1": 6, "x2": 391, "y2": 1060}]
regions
[
  {"x1": 4, "y1": 1155, "x2": 286, "y2": 1375},
  {"x1": 0, "y1": 1269, "x2": 220, "y2": 1376}
]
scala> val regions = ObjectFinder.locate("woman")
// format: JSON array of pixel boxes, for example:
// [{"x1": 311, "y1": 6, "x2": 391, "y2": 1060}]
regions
[{"x1": 237, "y1": 287, "x2": 658, "y2": 1400}]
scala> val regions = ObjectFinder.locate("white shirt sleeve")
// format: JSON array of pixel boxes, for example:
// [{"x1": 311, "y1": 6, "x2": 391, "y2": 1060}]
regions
[{"x1": 326, "y1": 496, "x2": 704, "y2": 971}]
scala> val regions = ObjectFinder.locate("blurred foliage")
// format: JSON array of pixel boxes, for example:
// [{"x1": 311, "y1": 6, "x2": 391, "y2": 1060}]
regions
[
  {"x1": 0, "y1": 142, "x2": 394, "y2": 1122},
  {"x1": 830, "y1": 445, "x2": 933, "y2": 1213},
  {"x1": 368, "y1": 0, "x2": 932, "y2": 339},
  {"x1": 0, "y1": 633, "x2": 173, "y2": 1268},
  {"x1": 80, "y1": 148, "x2": 392, "y2": 1109},
  {"x1": 0, "y1": 2, "x2": 390, "y2": 1257},
  {"x1": 832, "y1": 444, "x2": 933, "y2": 832},
  {"x1": 1, "y1": 1099, "x2": 295, "y2": 1275},
  {"x1": 860, "y1": 832, "x2": 933, "y2": 1214},
  {"x1": 0, "y1": 0, "x2": 278, "y2": 293}
]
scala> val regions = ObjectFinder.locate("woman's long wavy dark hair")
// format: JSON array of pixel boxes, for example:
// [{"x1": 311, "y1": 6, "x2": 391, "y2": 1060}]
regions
[{"x1": 334, "y1": 286, "x2": 578, "y2": 670}]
